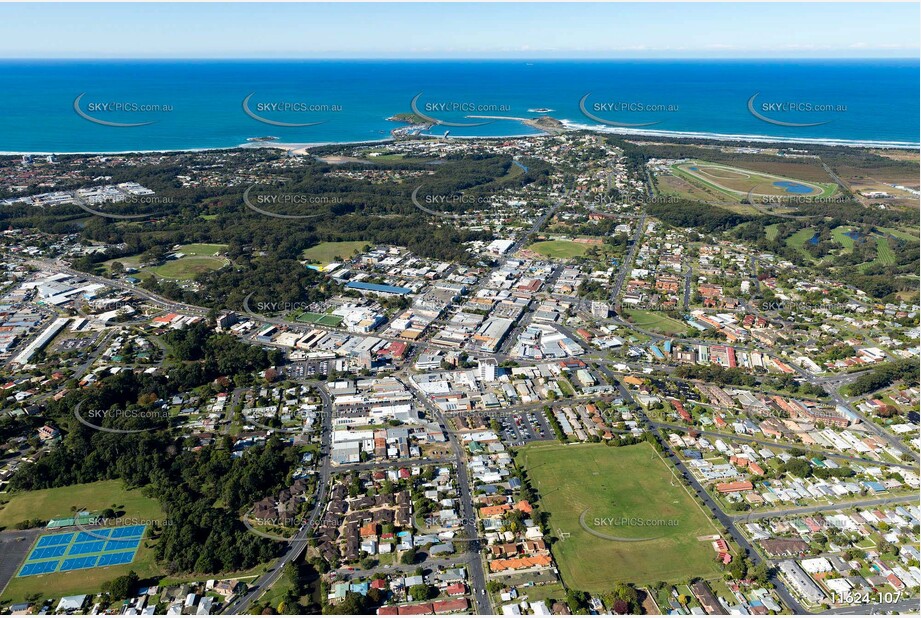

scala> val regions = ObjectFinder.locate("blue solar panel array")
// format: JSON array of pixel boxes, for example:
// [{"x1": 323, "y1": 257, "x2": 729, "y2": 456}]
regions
[{"x1": 17, "y1": 525, "x2": 146, "y2": 577}]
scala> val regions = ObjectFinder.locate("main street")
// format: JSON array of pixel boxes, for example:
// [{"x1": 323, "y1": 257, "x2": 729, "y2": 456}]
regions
[
  {"x1": 26, "y1": 164, "x2": 917, "y2": 618},
  {"x1": 402, "y1": 367, "x2": 492, "y2": 614}
]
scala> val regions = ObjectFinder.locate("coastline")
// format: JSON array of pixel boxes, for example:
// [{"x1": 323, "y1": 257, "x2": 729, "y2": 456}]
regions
[{"x1": 1, "y1": 120, "x2": 918, "y2": 156}]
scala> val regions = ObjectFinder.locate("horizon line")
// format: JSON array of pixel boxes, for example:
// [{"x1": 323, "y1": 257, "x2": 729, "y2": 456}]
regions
[{"x1": 1, "y1": 55, "x2": 918, "y2": 61}]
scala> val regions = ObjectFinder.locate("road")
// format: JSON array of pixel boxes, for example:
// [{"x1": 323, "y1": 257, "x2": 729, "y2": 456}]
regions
[
  {"x1": 27, "y1": 170, "x2": 916, "y2": 617},
  {"x1": 403, "y1": 375, "x2": 491, "y2": 614},
  {"x1": 596, "y1": 365, "x2": 807, "y2": 613},
  {"x1": 649, "y1": 421, "x2": 917, "y2": 471},
  {"x1": 828, "y1": 384, "x2": 919, "y2": 464},
  {"x1": 610, "y1": 214, "x2": 646, "y2": 304},
  {"x1": 224, "y1": 383, "x2": 333, "y2": 615},
  {"x1": 731, "y1": 495, "x2": 919, "y2": 523}
]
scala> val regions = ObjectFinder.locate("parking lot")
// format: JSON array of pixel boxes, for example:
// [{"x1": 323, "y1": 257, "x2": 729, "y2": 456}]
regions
[
  {"x1": 282, "y1": 359, "x2": 330, "y2": 379},
  {"x1": 496, "y1": 409, "x2": 554, "y2": 446}
]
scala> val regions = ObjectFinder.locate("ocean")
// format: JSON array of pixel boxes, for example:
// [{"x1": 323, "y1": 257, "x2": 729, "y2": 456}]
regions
[{"x1": 1, "y1": 59, "x2": 918, "y2": 153}]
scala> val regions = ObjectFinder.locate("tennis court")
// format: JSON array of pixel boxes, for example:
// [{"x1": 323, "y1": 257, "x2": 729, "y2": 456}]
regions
[
  {"x1": 16, "y1": 525, "x2": 146, "y2": 578},
  {"x1": 35, "y1": 532, "x2": 73, "y2": 548}
]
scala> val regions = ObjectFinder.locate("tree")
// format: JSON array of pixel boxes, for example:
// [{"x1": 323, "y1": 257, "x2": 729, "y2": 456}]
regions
[
  {"x1": 400, "y1": 548, "x2": 417, "y2": 565},
  {"x1": 106, "y1": 570, "x2": 140, "y2": 600},
  {"x1": 409, "y1": 584, "x2": 433, "y2": 601}
]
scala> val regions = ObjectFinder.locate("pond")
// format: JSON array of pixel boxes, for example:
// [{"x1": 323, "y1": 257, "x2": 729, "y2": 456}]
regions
[{"x1": 773, "y1": 180, "x2": 813, "y2": 194}]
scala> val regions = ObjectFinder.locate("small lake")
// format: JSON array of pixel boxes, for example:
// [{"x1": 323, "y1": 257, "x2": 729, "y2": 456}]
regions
[{"x1": 773, "y1": 180, "x2": 813, "y2": 194}]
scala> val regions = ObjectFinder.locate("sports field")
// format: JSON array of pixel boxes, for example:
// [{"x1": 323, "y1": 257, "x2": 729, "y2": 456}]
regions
[
  {"x1": 102, "y1": 243, "x2": 229, "y2": 280},
  {"x1": 0, "y1": 482, "x2": 163, "y2": 602},
  {"x1": 527, "y1": 239, "x2": 591, "y2": 259},
  {"x1": 0, "y1": 480, "x2": 162, "y2": 529},
  {"x1": 516, "y1": 442, "x2": 721, "y2": 590},
  {"x1": 147, "y1": 255, "x2": 228, "y2": 280},
  {"x1": 302, "y1": 241, "x2": 369, "y2": 266},
  {"x1": 294, "y1": 311, "x2": 343, "y2": 327},
  {"x1": 624, "y1": 309, "x2": 687, "y2": 336},
  {"x1": 672, "y1": 161, "x2": 835, "y2": 199},
  {"x1": 18, "y1": 525, "x2": 146, "y2": 577},
  {"x1": 176, "y1": 243, "x2": 227, "y2": 256}
]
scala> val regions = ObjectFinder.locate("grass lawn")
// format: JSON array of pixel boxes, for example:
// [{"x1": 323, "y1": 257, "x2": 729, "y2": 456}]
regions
[
  {"x1": 785, "y1": 227, "x2": 818, "y2": 261},
  {"x1": 146, "y1": 255, "x2": 228, "y2": 281},
  {"x1": 258, "y1": 569, "x2": 297, "y2": 613},
  {"x1": 177, "y1": 243, "x2": 227, "y2": 256},
  {"x1": 294, "y1": 311, "x2": 343, "y2": 327},
  {"x1": 0, "y1": 480, "x2": 164, "y2": 603},
  {"x1": 858, "y1": 235, "x2": 898, "y2": 273},
  {"x1": 516, "y1": 442, "x2": 721, "y2": 591},
  {"x1": 831, "y1": 226, "x2": 857, "y2": 253},
  {"x1": 101, "y1": 254, "x2": 146, "y2": 274},
  {"x1": 0, "y1": 480, "x2": 162, "y2": 530},
  {"x1": 517, "y1": 582, "x2": 568, "y2": 604},
  {"x1": 301, "y1": 241, "x2": 370, "y2": 266},
  {"x1": 1, "y1": 541, "x2": 160, "y2": 603},
  {"x1": 873, "y1": 236, "x2": 896, "y2": 265},
  {"x1": 765, "y1": 224, "x2": 780, "y2": 241},
  {"x1": 527, "y1": 239, "x2": 591, "y2": 259},
  {"x1": 102, "y1": 243, "x2": 229, "y2": 279},
  {"x1": 624, "y1": 309, "x2": 687, "y2": 336},
  {"x1": 673, "y1": 161, "x2": 834, "y2": 199},
  {"x1": 877, "y1": 226, "x2": 918, "y2": 243},
  {"x1": 364, "y1": 153, "x2": 405, "y2": 161}
]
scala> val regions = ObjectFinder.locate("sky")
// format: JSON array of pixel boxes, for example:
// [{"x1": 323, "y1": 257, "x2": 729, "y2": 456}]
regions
[{"x1": 0, "y1": 3, "x2": 918, "y2": 59}]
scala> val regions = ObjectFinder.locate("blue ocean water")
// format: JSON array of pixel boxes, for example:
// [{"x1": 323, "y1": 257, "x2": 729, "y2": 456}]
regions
[{"x1": 0, "y1": 59, "x2": 917, "y2": 153}]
